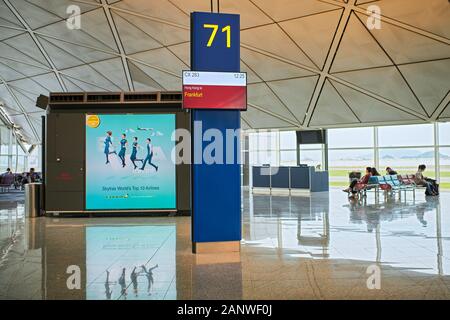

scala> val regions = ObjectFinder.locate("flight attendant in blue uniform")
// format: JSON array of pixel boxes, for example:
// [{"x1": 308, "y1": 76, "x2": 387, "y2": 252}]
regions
[
  {"x1": 118, "y1": 133, "x2": 128, "y2": 168},
  {"x1": 130, "y1": 137, "x2": 143, "y2": 169},
  {"x1": 104, "y1": 131, "x2": 116, "y2": 164},
  {"x1": 140, "y1": 138, "x2": 158, "y2": 171}
]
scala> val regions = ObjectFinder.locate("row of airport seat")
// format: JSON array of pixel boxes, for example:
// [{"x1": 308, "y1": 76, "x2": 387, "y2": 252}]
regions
[{"x1": 355, "y1": 174, "x2": 425, "y2": 198}]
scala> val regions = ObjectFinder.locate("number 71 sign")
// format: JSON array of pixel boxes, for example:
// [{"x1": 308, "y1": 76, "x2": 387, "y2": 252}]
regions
[{"x1": 191, "y1": 12, "x2": 240, "y2": 72}]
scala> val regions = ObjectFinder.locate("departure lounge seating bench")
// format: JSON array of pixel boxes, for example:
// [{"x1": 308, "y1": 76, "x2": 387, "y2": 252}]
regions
[
  {"x1": 0, "y1": 174, "x2": 15, "y2": 192},
  {"x1": 355, "y1": 174, "x2": 425, "y2": 199}
]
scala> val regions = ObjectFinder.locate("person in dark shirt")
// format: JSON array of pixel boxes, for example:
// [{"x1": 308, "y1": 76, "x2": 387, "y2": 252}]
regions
[
  {"x1": 343, "y1": 167, "x2": 372, "y2": 195},
  {"x1": 386, "y1": 167, "x2": 398, "y2": 175}
]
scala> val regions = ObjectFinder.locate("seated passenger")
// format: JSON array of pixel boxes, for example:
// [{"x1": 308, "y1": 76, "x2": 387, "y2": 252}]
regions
[
  {"x1": 415, "y1": 164, "x2": 438, "y2": 196},
  {"x1": 21, "y1": 168, "x2": 39, "y2": 189},
  {"x1": 343, "y1": 167, "x2": 371, "y2": 195},
  {"x1": 386, "y1": 167, "x2": 398, "y2": 175},
  {"x1": 2, "y1": 168, "x2": 13, "y2": 176},
  {"x1": 370, "y1": 167, "x2": 381, "y2": 176}
]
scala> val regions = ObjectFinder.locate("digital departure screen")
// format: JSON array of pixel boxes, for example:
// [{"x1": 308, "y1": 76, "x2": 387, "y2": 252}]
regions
[
  {"x1": 85, "y1": 114, "x2": 176, "y2": 211},
  {"x1": 182, "y1": 71, "x2": 247, "y2": 110}
]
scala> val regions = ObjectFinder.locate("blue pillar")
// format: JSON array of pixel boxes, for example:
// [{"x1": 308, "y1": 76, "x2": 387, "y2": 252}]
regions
[{"x1": 190, "y1": 12, "x2": 241, "y2": 253}]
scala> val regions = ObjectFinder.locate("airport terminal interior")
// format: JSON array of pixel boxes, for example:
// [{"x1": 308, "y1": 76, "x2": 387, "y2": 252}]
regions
[{"x1": 0, "y1": 0, "x2": 450, "y2": 300}]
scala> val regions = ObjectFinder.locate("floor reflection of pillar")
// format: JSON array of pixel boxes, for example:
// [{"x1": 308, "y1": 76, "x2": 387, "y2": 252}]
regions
[
  {"x1": 376, "y1": 223, "x2": 381, "y2": 264},
  {"x1": 436, "y1": 204, "x2": 443, "y2": 276}
]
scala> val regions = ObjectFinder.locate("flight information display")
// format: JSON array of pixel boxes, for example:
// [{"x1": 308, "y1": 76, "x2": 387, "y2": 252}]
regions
[{"x1": 182, "y1": 71, "x2": 247, "y2": 110}]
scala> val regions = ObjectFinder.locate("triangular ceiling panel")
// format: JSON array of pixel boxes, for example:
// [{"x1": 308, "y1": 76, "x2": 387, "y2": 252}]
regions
[
  {"x1": 0, "y1": 57, "x2": 47, "y2": 78},
  {"x1": 112, "y1": 0, "x2": 190, "y2": 27},
  {"x1": 333, "y1": 66, "x2": 427, "y2": 116},
  {"x1": 36, "y1": 8, "x2": 118, "y2": 53},
  {"x1": 211, "y1": 0, "x2": 272, "y2": 29},
  {"x1": 26, "y1": 0, "x2": 100, "y2": 20},
  {"x1": 241, "y1": 47, "x2": 316, "y2": 82},
  {"x1": 242, "y1": 106, "x2": 294, "y2": 129},
  {"x1": 37, "y1": 35, "x2": 117, "y2": 65},
  {"x1": 0, "y1": 2, "x2": 24, "y2": 28},
  {"x1": 61, "y1": 65, "x2": 121, "y2": 91},
  {"x1": 0, "y1": 62, "x2": 26, "y2": 81},
  {"x1": 279, "y1": 9, "x2": 343, "y2": 70},
  {"x1": 247, "y1": 83, "x2": 301, "y2": 124},
  {"x1": 128, "y1": 61, "x2": 164, "y2": 91},
  {"x1": 166, "y1": 42, "x2": 190, "y2": 67},
  {"x1": 251, "y1": 0, "x2": 341, "y2": 21},
  {"x1": 356, "y1": 12, "x2": 450, "y2": 64},
  {"x1": 61, "y1": 76, "x2": 84, "y2": 92},
  {"x1": 310, "y1": 80, "x2": 360, "y2": 126},
  {"x1": 37, "y1": 36, "x2": 86, "y2": 69},
  {"x1": 439, "y1": 102, "x2": 450, "y2": 120},
  {"x1": 240, "y1": 61, "x2": 263, "y2": 84},
  {"x1": 266, "y1": 76, "x2": 319, "y2": 124},
  {"x1": 241, "y1": 118, "x2": 251, "y2": 130},
  {"x1": 109, "y1": 9, "x2": 189, "y2": 46},
  {"x1": 241, "y1": 24, "x2": 317, "y2": 69},
  {"x1": 4, "y1": 33, "x2": 50, "y2": 68},
  {"x1": 359, "y1": 0, "x2": 450, "y2": 39},
  {"x1": 29, "y1": 73, "x2": 63, "y2": 92},
  {"x1": 8, "y1": 0, "x2": 62, "y2": 30},
  {"x1": 9, "y1": 87, "x2": 41, "y2": 113},
  {"x1": 0, "y1": 84, "x2": 22, "y2": 113},
  {"x1": 89, "y1": 58, "x2": 129, "y2": 91},
  {"x1": 130, "y1": 60, "x2": 181, "y2": 91},
  {"x1": 330, "y1": 79, "x2": 420, "y2": 123},
  {"x1": 0, "y1": 27, "x2": 25, "y2": 41},
  {"x1": 129, "y1": 48, "x2": 187, "y2": 76},
  {"x1": 9, "y1": 85, "x2": 39, "y2": 102},
  {"x1": 399, "y1": 59, "x2": 450, "y2": 116},
  {"x1": 61, "y1": 75, "x2": 110, "y2": 92},
  {"x1": 8, "y1": 78, "x2": 50, "y2": 96},
  {"x1": 112, "y1": 11, "x2": 162, "y2": 54},
  {"x1": 331, "y1": 13, "x2": 392, "y2": 73},
  {"x1": 0, "y1": 42, "x2": 49, "y2": 69}
]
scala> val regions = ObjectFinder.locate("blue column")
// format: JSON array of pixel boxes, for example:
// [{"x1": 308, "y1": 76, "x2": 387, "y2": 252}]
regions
[{"x1": 190, "y1": 12, "x2": 241, "y2": 252}]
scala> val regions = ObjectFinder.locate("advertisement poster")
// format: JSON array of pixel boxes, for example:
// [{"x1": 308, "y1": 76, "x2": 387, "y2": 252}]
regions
[
  {"x1": 86, "y1": 226, "x2": 176, "y2": 300},
  {"x1": 85, "y1": 114, "x2": 176, "y2": 210}
]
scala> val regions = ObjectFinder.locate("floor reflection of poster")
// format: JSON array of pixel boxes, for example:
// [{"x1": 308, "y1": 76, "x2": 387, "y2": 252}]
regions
[{"x1": 86, "y1": 226, "x2": 176, "y2": 300}]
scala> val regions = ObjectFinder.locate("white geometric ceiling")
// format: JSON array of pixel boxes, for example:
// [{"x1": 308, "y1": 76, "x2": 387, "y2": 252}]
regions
[{"x1": 0, "y1": 0, "x2": 449, "y2": 144}]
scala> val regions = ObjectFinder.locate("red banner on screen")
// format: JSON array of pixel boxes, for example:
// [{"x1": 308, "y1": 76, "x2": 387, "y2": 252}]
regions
[{"x1": 183, "y1": 84, "x2": 246, "y2": 110}]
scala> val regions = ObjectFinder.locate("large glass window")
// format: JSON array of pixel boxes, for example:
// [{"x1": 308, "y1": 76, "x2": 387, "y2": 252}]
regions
[
  {"x1": 1, "y1": 126, "x2": 9, "y2": 154},
  {"x1": 0, "y1": 155, "x2": 8, "y2": 172},
  {"x1": 249, "y1": 150, "x2": 278, "y2": 166},
  {"x1": 440, "y1": 147, "x2": 450, "y2": 190},
  {"x1": 280, "y1": 150, "x2": 296, "y2": 166},
  {"x1": 379, "y1": 148, "x2": 435, "y2": 176},
  {"x1": 279, "y1": 131, "x2": 296, "y2": 150},
  {"x1": 378, "y1": 124, "x2": 434, "y2": 147},
  {"x1": 439, "y1": 122, "x2": 450, "y2": 146},
  {"x1": 299, "y1": 149, "x2": 323, "y2": 168},
  {"x1": 328, "y1": 127, "x2": 373, "y2": 148},
  {"x1": 328, "y1": 149, "x2": 374, "y2": 187}
]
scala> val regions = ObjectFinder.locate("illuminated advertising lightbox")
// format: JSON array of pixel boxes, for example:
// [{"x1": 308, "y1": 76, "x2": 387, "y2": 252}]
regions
[
  {"x1": 85, "y1": 114, "x2": 176, "y2": 210},
  {"x1": 182, "y1": 71, "x2": 247, "y2": 110}
]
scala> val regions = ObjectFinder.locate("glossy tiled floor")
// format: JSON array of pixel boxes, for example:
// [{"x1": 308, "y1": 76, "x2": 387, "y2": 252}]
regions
[{"x1": 0, "y1": 189, "x2": 449, "y2": 300}]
